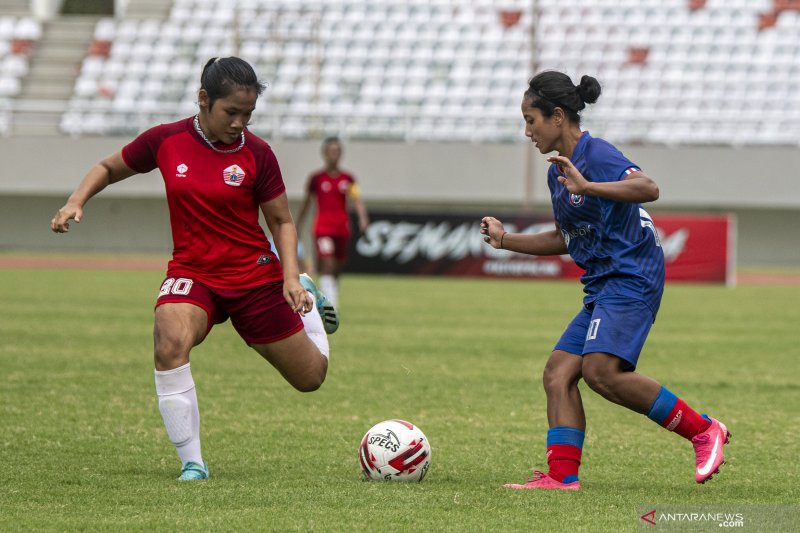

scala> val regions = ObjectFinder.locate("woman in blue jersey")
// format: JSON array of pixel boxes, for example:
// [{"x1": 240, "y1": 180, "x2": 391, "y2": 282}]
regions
[{"x1": 480, "y1": 71, "x2": 730, "y2": 491}]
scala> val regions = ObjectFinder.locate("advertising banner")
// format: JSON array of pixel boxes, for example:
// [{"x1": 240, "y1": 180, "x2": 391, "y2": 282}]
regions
[{"x1": 347, "y1": 211, "x2": 735, "y2": 285}]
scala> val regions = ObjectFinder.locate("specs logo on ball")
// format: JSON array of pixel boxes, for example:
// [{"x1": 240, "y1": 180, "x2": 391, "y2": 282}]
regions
[{"x1": 369, "y1": 429, "x2": 401, "y2": 452}]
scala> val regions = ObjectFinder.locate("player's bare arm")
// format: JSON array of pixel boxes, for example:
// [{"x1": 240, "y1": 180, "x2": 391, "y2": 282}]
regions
[
  {"x1": 294, "y1": 185, "x2": 314, "y2": 236},
  {"x1": 548, "y1": 155, "x2": 659, "y2": 204},
  {"x1": 51, "y1": 152, "x2": 137, "y2": 233},
  {"x1": 261, "y1": 193, "x2": 312, "y2": 314},
  {"x1": 481, "y1": 217, "x2": 568, "y2": 256}
]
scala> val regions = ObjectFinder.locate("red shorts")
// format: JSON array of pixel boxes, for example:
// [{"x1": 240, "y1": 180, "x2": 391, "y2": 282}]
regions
[
  {"x1": 314, "y1": 234, "x2": 350, "y2": 262},
  {"x1": 155, "y1": 277, "x2": 303, "y2": 344}
]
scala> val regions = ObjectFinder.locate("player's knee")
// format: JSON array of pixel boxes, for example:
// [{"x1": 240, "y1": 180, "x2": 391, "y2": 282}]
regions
[
  {"x1": 153, "y1": 334, "x2": 192, "y2": 368},
  {"x1": 295, "y1": 379, "x2": 322, "y2": 393},
  {"x1": 293, "y1": 371, "x2": 326, "y2": 392},
  {"x1": 542, "y1": 361, "x2": 575, "y2": 395},
  {"x1": 292, "y1": 359, "x2": 327, "y2": 392},
  {"x1": 582, "y1": 360, "x2": 616, "y2": 397},
  {"x1": 542, "y1": 364, "x2": 558, "y2": 394}
]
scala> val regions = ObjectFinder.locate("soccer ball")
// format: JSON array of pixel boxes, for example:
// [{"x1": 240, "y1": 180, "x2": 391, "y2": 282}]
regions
[{"x1": 358, "y1": 419, "x2": 431, "y2": 482}]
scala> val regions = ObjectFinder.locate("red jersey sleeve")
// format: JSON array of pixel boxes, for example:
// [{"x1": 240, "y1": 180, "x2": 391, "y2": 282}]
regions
[
  {"x1": 121, "y1": 119, "x2": 189, "y2": 174},
  {"x1": 250, "y1": 137, "x2": 286, "y2": 204},
  {"x1": 306, "y1": 173, "x2": 319, "y2": 195}
]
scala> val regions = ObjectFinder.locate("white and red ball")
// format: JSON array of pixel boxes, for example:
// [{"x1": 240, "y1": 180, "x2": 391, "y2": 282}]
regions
[{"x1": 359, "y1": 419, "x2": 431, "y2": 482}]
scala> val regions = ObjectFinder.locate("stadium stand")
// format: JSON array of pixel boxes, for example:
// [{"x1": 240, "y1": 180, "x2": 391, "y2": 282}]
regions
[
  {"x1": 59, "y1": 0, "x2": 533, "y2": 142},
  {"x1": 13, "y1": 0, "x2": 800, "y2": 144},
  {"x1": 0, "y1": 15, "x2": 41, "y2": 134}
]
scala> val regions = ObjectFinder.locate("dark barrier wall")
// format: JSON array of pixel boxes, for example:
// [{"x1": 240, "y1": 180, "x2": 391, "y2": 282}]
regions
[
  {"x1": 0, "y1": 196, "x2": 795, "y2": 268},
  {"x1": 346, "y1": 210, "x2": 735, "y2": 284}
]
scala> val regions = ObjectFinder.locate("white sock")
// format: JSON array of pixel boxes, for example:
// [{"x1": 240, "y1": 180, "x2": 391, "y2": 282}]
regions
[
  {"x1": 319, "y1": 274, "x2": 339, "y2": 308},
  {"x1": 302, "y1": 292, "x2": 330, "y2": 358},
  {"x1": 154, "y1": 363, "x2": 203, "y2": 466}
]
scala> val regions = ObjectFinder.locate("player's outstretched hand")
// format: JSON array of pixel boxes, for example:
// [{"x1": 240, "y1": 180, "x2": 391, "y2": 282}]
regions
[
  {"x1": 480, "y1": 216, "x2": 506, "y2": 249},
  {"x1": 548, "y1": 155, "x2": 589, "y2": 195},
  {"x1": 51, "y1": 203, "x2": 83, "y2": 233},
  {"x1": 285, "y1": 277, "x2": 313, "y2": 316}
]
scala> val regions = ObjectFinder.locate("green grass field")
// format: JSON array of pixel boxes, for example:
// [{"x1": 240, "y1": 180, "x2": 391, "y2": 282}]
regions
[{"x1": 1, "y1": 267, "x2": 799, "y2": 531}]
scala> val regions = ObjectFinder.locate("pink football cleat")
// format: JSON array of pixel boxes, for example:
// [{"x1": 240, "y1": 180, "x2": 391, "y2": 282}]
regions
[
  {"x1": 692, "y1": 417, "x2": 731, "y2": 484},
  {"x1": 503, "y1": 470, "x2": 580, "y2": 491}
]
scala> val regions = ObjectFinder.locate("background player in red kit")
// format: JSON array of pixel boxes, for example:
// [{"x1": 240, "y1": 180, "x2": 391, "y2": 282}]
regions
[
  {"x1": 50, "y1": 57, "x2": 338, "y2": 481},
  {"x1": 296, "y1": 137, "x2": 369, "y2": 308}
]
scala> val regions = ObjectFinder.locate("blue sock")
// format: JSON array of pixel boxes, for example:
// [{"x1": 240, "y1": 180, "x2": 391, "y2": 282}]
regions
[{"x1": 647, "y1": 386, "x2": 678, "y2": 425}]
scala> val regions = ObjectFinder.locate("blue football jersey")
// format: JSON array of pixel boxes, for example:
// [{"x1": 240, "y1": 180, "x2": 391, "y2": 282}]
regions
[{"x1": 547, "y1": 132, "x2": 665, "y2": 316}]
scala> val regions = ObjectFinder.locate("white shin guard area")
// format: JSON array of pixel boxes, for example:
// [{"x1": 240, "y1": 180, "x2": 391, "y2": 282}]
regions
[
  {"x1": 158, "y1": 394, "x2": 193, "y2": 446},
  {"x1": 302, "y1": 293, "x2": 330, "y2": 359},
  {"x1": 154, "y1": 363, "x2": 203, "y2": 465}
]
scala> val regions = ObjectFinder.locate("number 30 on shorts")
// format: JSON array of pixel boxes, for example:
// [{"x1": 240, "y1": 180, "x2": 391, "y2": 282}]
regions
[{"x1": 159, "y1": 277, "x2": 194, "y2": 297}]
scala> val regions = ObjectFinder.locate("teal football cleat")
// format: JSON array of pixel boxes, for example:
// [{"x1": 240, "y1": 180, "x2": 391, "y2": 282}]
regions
[
  {"x1": 299, "y1": 273, "x2": 339, "y2": 334},
  {"x1": 179, "y1": 461, "x2": 209, "y2": 481}
]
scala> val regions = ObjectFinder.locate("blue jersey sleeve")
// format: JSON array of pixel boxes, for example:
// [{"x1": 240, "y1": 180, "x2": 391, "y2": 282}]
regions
[{"x1": 583, "y1": 138, "x2": 641, "y2": 183}]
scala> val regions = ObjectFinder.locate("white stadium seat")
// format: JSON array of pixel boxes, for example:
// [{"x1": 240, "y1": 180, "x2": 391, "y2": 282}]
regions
[{"x1": 47, "y1": 1, "x2": 800, "y2": 145}]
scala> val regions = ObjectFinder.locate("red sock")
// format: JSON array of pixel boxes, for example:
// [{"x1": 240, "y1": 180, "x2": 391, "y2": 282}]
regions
[
  {"x1": 547, "y1": 444, "x2": 582, "y2": 483},
  {"x1": 660, "y1": 398, "x2": 711, "y2": 440}
]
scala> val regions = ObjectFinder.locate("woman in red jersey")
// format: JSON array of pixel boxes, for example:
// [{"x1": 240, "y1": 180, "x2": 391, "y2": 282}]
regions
[
  {"x1": 50, "y1": 57, "x2": 338, "y2": 481},
  {"x1": 296, "y1": 137, "x2": 369, "y2": 308}
]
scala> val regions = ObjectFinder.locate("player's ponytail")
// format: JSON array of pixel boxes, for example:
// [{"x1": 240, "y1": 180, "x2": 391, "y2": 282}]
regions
[
  {"x1": 576, "y1": 75, "x2": 601, "y2": 106},
  {"x1": 525, "y1": 70, "x2": 600, "y2": 125},
  {"x1": 199, "y1": 56, "x2": 266, "y2": 109}
]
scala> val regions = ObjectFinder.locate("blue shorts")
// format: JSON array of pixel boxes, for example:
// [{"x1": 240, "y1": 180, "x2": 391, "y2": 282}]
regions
[{"x1": 554, "y1": 296, "x2": 655, "y2": 370}]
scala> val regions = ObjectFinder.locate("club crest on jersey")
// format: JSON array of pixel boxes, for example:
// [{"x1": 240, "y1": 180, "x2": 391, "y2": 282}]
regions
[
  {"x1": 176, "y1": 163, "x2": 188, "y2": 177},
  {"x1": 569, "y1": 193, "x2": 585, "y2": 207},
  {"x1": 223, "y1": 165, "x2": 245, "y2": 187}
]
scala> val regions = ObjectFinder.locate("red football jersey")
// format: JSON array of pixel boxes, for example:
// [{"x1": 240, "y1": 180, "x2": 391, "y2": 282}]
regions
[
  {"x1": 307, "y1": 170, "x2": 355, "y2": 237},
  {"x1": 122, "y1": 117, "x2": 286, "y2": 289}
]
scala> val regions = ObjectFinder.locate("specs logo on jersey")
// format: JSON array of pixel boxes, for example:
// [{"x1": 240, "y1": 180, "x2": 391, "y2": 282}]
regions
[
  {"x1": 569, "y1": 194, "x2": 585, "y2": 207},
  {"x1": 176, "y1": 163, "x2": 188, "y2": 177},
  {"x1": 561, "y1": 225, "x2": 593, "y2": 246},
  {"x1": 256, "y1": 254, "x2": 271, "y2": 265},
  {"x1": 223, "y1": 165, "x2": 245, "y2": 187}
]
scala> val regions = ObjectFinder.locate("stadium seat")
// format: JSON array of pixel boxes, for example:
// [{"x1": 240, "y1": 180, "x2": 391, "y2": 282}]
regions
[
  {"x1": 50, "y1": 1, "x2": 800, "y2": 145},
  {"x1": 14, "y1": 17, "x2": 42, "y2": 41},
  {"x1": 0, "y1": 76, "x2": 21, "y2": 97}
]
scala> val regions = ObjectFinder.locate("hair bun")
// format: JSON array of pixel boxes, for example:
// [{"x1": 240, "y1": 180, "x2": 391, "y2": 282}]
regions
[{"x1": 576, "y1": 75, "x2": 601, "y2": 105}]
